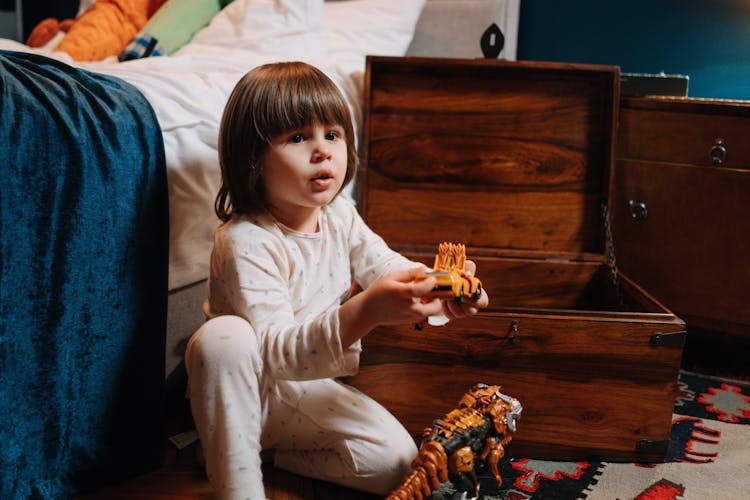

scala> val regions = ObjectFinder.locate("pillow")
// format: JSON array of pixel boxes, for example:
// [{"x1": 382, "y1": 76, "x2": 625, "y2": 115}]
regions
[
  {"x1": 180, "y1": 0, "x2": 326, "y2": 58},
  {"x1": 324, "y1": 0, "x2": 427, "y2": 75},
  {"x1": 56, "y1": 0, "x2": 167, "y2": 61},
  {"x1": 119, "y1": 0, "x2": 233, "y2": 61},
  {"x1": 405, "y1": 0, "x2": 520, "y2": 60},
  {"x1": 77, "y1": 0, "x2": 96, "y2": 15}
]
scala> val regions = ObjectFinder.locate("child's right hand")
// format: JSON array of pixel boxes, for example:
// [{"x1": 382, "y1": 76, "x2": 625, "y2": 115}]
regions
[
  {"x1": 338, "y1": 267, "x2": 444, "y2": 347},
  {"x1": 365, "y1": 267, "x2": 445, "y2": 326}
]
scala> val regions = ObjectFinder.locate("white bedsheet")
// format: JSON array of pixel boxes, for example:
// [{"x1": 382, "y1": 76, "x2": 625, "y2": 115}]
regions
[
  {"x1": 0, "y1": 0, "x2": 427, "y2": 290},
  {"x1": 84, "y1": 53, "x2": 366, "y2": 291}
]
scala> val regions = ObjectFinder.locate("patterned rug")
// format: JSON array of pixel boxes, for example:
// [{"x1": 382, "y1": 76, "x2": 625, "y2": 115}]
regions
[{"x1": 432, "y1": 370, "x2": 750, "y2": 499}]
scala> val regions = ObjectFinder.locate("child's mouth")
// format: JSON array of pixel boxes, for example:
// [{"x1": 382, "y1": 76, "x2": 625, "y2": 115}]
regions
[{"x1": 311, "y1": 171, "x2": 334, "y2": 188}]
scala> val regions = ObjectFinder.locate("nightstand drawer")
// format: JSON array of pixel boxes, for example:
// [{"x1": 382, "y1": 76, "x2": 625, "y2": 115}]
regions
[
  {"x1": 612, "y1": 158, "x2": 750, "y2": 331},
  {"x1": 618, "y1": 97, "x2": 750, "y2": 170}
]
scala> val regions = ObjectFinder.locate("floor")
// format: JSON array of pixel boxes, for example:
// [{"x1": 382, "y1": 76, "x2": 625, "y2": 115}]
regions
[
  {"x1": 75, "y1": 460, "x2": 379, "y2": 500},
  {"x1": 75, "y1": 327, "x2": 750, "y2": 500},
  {"x1": 75, "y1": 370, "x2": 382, "y2": 500}
]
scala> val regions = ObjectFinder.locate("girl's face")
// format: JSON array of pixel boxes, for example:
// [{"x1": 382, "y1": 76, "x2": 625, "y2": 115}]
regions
[{"x1": 261, "y1": 122, "x2": 348, "y2": 232}]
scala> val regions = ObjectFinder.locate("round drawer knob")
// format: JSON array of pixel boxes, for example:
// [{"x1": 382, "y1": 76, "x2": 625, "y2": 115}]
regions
[
  {"x1": 709, "y1": 138, "x2": 727, "y2": 165},
  {"x1": 628, "y1": 200, "x2": 648, "y2": 220}
]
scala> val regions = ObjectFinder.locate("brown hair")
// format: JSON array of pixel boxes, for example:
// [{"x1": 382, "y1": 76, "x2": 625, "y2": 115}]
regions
[{"x1": 215, "y1": 61, "x2": 359, "y2": 222}]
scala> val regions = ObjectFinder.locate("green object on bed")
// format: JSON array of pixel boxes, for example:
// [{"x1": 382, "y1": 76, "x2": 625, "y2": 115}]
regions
[{"x1": 141, "y1": 0, "x2": 234, "y2": 55}]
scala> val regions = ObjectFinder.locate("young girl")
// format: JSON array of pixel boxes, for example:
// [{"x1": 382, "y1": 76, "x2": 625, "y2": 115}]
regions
[{"x1": 185, "y1": 61, "x2": 489, "y2": 499}]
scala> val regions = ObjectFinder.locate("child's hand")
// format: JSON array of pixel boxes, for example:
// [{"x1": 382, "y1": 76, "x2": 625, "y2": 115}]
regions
[
  {"x1": 441, "y1": 260, "x2": 489, "y2": 319},
  {"x1": 338, "y1": 266, "x2": 444, "y2": 347},
  {"x1": 365, "y1": 267, "x2": 445, "y2": 326}
]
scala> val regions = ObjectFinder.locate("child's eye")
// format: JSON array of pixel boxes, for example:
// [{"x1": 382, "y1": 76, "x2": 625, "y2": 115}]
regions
[
  {"x1": 325, "y1": 130, "x2": 342, "y2": 141},
  {"x1": 290, "y1": 134, "x2": 304, "y2": 143}
]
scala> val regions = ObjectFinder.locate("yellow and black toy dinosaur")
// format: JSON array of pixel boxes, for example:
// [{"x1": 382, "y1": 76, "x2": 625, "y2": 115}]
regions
[{"x1": 387, "y1": 383, "x2": 522, "y2": 500}]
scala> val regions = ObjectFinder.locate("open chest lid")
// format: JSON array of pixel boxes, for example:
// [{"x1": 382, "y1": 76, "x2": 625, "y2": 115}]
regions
[{"x1": 358, "y1": 56, "x2": 620, "y2": 262}]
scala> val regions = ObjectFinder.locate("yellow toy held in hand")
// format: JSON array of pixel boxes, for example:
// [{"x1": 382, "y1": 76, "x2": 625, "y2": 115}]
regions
[{"x1": 417, "y1": 242, "x2": 483, "y2": 302}]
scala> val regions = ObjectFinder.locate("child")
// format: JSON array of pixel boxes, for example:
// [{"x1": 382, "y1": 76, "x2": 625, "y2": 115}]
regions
[{"x1": 185, "y1": 61, "x2": 489, "y2": 499}]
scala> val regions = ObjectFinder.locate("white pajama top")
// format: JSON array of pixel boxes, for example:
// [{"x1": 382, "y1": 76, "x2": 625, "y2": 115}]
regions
[{"x1": 203, "y1": 195, "x2": 415, "y2": 386}]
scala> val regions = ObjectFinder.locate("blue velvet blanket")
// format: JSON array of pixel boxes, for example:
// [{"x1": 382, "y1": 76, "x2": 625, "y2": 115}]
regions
[{"x1": 0, "y1": 51, "x2": 168, "y2": 499}]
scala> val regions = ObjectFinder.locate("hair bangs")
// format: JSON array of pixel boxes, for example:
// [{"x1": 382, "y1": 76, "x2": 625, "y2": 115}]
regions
[{"x1": 256, "y1": 70, "x2": 350, "y2": 142}]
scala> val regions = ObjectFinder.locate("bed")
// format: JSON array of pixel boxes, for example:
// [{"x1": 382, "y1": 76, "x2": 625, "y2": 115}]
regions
[{"x1": 0, "y1": 0, "x2": 519, "y2": 497}]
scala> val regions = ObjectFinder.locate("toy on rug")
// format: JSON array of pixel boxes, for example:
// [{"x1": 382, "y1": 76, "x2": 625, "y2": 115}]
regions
[
  {"x1": 417, "y1": 242, "x2": 483, "y2": 303},
  {"x1": 387, "y1": 383, "x2": 522, "y2": 500}
]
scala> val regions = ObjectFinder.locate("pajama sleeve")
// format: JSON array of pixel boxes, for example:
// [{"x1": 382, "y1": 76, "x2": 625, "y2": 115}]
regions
[
  {"x1": 338, "y1": 198, "x2": 423, "y2": 290},
  {"x1": 207, "y1": 223, "x2": 360, "y2": 381}
]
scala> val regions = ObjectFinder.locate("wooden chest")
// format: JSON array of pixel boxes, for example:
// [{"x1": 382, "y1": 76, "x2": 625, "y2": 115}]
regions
[{"x1": 345, "y1": 56, "x2": 686, "y2": 462}]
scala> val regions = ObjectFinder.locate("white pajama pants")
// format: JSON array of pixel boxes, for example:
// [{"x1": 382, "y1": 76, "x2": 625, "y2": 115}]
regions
[{"x1": 185, "y1": 315, "x2": 418, "y2": 500}]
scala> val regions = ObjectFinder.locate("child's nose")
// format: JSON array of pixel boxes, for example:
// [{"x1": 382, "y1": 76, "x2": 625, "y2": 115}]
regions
[{"x1": 312, "y1": 142, "x2": 332, "y2": 162}]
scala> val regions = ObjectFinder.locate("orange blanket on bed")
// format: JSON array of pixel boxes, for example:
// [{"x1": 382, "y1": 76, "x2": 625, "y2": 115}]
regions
[{"x1": 55, "y1": 0, "x2": 166, "y2": 61}]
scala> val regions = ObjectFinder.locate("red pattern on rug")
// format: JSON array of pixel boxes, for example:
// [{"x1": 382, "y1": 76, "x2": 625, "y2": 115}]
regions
[{"x1": 431, "y1": 371, "x2": 750, "y2": 499}]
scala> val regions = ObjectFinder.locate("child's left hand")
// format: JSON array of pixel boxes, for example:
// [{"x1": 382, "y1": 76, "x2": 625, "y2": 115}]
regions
[{"x1": 441, "y1": 260, "x2": 489, "y2": 319}]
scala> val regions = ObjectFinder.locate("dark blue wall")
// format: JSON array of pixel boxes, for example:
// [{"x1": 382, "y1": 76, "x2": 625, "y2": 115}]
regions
[{"x1": 517, "y1": 0, "x2": 750, "y2": 100}]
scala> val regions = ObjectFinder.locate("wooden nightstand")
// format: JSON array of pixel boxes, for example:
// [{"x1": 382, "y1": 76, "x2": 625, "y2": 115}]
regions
[{"x1": 613, "y1": 96, "x2": 750, "y2": 335}]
